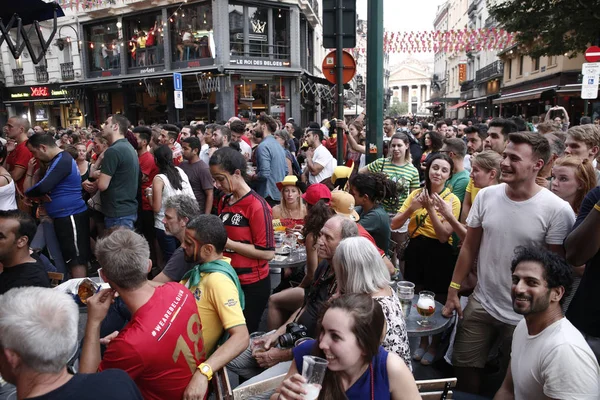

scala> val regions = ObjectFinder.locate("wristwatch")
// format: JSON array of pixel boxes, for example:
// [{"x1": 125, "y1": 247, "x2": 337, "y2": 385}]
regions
[{"x1": 198, "y1": 363, "x2": 213, "y2": 381}]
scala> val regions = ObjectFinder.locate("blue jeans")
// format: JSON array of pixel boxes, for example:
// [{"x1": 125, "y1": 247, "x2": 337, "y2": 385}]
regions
[
  {"x1": 31, "y1": 219, "x2": 67, "y2": 274},
  {"x1": 104, "y1": 214, "x2": 137, "y2": 230}
]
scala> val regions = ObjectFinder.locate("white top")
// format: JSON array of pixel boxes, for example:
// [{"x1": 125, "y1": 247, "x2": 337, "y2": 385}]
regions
[
  {"x1": 467, "y1": 184, "x2": 575, "y2": 325},
  {"x1": 511, "y1": 318, "x2": 600, "y2": 400},
  {"x1": 183, "y1": 32, "x2": 193, "y2": 41},
  {"x1": 238, "y1": 140, "x2": 252, "y2": 158},
  {"x1": 464, "y1": 154, "x2": 471, "y2": 172},
  {"x1": 154, "y1": 167, "x2": 195, "y2": 230},
  {"x1": 0, "y1": 176, "x2": 17, "y2": 211},
  {"x1": 200, "y1": 144, "x2": 210, "y2": 165},
  {"x1": 308, "y1": 144, "x2": 336, "y2": 185}
]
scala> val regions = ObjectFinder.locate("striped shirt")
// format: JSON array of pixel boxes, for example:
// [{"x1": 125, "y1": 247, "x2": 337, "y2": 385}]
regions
[{"x1": 367, "y1": 158, "x2": 420, "y2": 213}]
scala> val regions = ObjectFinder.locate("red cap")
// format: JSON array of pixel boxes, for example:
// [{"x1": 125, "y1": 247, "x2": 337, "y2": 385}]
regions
[{"x1": 302, "y1": 184, "x2": 332, "y2": 206}]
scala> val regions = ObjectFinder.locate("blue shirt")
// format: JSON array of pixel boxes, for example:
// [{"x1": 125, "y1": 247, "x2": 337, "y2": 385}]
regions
[
  {"x1": 26, "y1": 151, "x2": 87, "y2": 218},
  {"x1": 254, "y1": 135, "x2": 287, "y2": 201},
  {"x1": 293, "y1": 339, "x2": 390, "y2": 399}
]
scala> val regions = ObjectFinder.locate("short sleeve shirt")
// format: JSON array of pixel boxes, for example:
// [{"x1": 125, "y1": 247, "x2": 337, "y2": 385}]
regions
[
  {"x1": 219, "y1": 191, "x2": 274, "y2": 285},
  {"x1": 465, "y1": 178, "x2": 480, "y2": 204},
  {"x1": 138, "y1": 151, "x2": 159, "y2": 211},
  {"x1": 99, "y1": 283, "x2": 206, "y2": 400},
  {"x1": 100, "y1": 139, "x2": 140, "y2": 217},
  {"x1": 308, "y1": 145, "x2": 335, "y2": 184},
  {"x1": 179, "y1": 159, "x2": 214, "y2": 213},
  {"x1": 5, "y1": 141, "x2": 32, "y2": 193},
  {"x1": 367, "y1": 158, "x2": 420, "y2": 213},
  {"x1": 446, "y1": 169, "x2": 470, "y2": 203},
  {"x1": 399, "y1": 188, "x2": 460, "y2": 244},
  {"x1": 182, "y1": 270, "x2": 246, "y2": 355}
]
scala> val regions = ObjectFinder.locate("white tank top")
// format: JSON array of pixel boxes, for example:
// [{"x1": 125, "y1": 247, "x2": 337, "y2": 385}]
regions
[
  {"x1": 0, "y1": 175, "x2": 17, "y2": 211},
  {"x1": 154, "y1": 167, "x2": 195, "y2": 230}
]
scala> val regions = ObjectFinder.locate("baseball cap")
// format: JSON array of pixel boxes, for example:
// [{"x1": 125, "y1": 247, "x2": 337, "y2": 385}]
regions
[
  {"x1": 330, "y1": 191, "x2": 360, "y2": 222},
  {"x1": 302, "y1": 184, "x2": 331, "y2": 206}
]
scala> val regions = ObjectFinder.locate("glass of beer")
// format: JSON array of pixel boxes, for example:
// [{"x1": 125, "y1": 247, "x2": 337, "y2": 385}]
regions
[
  {"x1": 301, "y1": 355, "x2": 328, "y2": 400},
  {"x1": 396, "y1": 281, "x2": 415, "y2": 317},
  {"x1": 416, "y1": 291, "x2": 436, "y2": 326}
]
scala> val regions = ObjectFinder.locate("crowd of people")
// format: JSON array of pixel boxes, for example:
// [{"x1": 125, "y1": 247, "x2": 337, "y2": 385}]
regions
[{"x1": 0, "y1": 109, "x2": 600, "y2": 399}]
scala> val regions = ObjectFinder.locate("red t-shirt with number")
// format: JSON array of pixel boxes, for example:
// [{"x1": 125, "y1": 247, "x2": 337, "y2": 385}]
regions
[
  {"x1": 5, "y1": 141, "x2": 33, "y2": 194},
  {"x1": 99, "y1": 283, "x2": 206, "y2": 400}
]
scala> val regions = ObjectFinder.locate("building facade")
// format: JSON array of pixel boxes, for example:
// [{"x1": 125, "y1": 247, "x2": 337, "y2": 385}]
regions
[
  {"x1": 1, "y1": 0, "x2": 328, "y2": 127},
  {"x1": 388, "y1": 59, "x2": 432, "y2": 117}
]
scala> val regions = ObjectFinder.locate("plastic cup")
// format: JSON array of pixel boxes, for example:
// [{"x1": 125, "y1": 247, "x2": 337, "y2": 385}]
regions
[
  {"x1": 301, "y1": 355, "x2": 328, "y2": 399},
  {"x1": 249, "y1": 331, "x2": 266, "y2": 352}
]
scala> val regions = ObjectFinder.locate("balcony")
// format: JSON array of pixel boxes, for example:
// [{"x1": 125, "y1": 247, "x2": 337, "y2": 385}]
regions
[
  {"x1": 12, "y1": 68, "x2": 25, "y2": 85},
  {"x1": 35, "y1": 65, "x2": 49, "y2": 83},
  {"x1": 61, "y1": 62, "x2": 75, "y2": 81},
  {"x1": 299, "y1": 0, "x2": 321, "y2": 26},
  {"x1": 460, "y1": 79, "x2": 474, "y2": 92},
  {"x1": 476, "y1": 60, "x2": 504, "y2": 83}
]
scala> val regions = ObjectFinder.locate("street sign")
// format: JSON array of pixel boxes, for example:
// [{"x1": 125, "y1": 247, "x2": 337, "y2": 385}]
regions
[
  {"x1": 581, "y1": 62, "x2": 600, "y2": 100},
  {"x1": 585, "y1": 46, "x2": 600, "y2": 63},
  {"x1": 322, "y1": 0, "x2": 357, "y2": 49},
  {"x1": 173, "y1": 72, "x2": 182, "y2": 91},
  {"x1": 322, "y1": 50, "x2": 357, "y2": 85},
  {"x1": 174, "y1": 90, "x2": 184, "y2": 109}
]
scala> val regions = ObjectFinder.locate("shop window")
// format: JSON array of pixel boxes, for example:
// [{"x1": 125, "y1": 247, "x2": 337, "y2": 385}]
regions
[
  {"x1": 125, "y1": 12, "x2": 164, "y2": 68},
  {"x1": 170, "y1": 2, "x2": 213, "y2": 63},
  {"x1": 229, "y1": 3, "x2": 290, "y2": 60},
  {"x1": 85, "y1": 21, "x2": 120, "y2": 72}
]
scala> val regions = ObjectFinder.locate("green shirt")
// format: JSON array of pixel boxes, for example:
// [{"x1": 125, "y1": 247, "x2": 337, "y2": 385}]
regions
[
  {"x1": 357, "y1": 204, "x2": 391, "y2": 255},
  {"x1": 446, "y1": 169, "x2": 470, "y2": 203},
  {"x1": 366, "y1": 158, "x2": 420, "y2": 214},
  {"x1": 100, "y1": 138, "x2": 140, "y2": 217}
]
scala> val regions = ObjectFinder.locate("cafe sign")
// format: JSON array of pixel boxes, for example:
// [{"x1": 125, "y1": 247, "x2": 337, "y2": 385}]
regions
[
  {"x1": 9, "y1": 85, "x2": 68, "y2": 99},
  {"x1": 230, "y1": 58, "x2": 290, "y2": 67}
]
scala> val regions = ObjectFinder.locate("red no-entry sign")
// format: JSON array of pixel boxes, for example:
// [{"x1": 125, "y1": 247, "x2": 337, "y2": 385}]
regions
[{"x1": 585, "y1": 46, "x2": 600, "y2": 63}]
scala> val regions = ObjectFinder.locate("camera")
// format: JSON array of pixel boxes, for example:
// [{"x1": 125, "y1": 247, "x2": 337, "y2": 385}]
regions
[{"x1": 278, "y1": 322, "x2": 308, "y2": 348}]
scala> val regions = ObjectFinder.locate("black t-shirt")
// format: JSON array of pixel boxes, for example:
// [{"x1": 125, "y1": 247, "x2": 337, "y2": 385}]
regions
[
  {"x1": 0, "y1": 260, "x2": 50, "y2": 295},
  {"x1": 27, "y1": 369, "x2": 142, "y2": 399},
  {"x1": 566, "y1": 186, "x2": 600, "y2": 337},
  {"x1": 297, "y1": 260, "x2": 337, "y2": 338},
  {"x1": 162, "y1": 247, "x2": 196, "y2": 282}
]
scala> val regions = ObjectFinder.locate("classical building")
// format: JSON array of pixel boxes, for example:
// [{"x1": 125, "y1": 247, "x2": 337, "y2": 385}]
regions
[{"x1": 388, "y1": 59, "x2": 433, "y2": 116}]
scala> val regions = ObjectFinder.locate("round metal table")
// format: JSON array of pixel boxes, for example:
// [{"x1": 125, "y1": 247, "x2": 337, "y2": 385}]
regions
[
  {"x1": 404, "y1": 294, "x2": 455, "y2": 337},
  {"x1": 269, "y1": 248, "x2": 307, "y2": 270}
]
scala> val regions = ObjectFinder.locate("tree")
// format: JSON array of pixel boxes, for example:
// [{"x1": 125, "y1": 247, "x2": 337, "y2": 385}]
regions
[
  {"x1": 387, "y1": 97, "x2": 408, "y2": 117},
  {"x1": 488, "y1": 0, "x2": 600, "y2": 58}
]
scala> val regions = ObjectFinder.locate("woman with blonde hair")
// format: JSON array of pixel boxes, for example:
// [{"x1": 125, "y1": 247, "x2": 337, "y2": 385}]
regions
[
  {"x1": 551, "y1": 155, "x2": 596, "y2": 214},
  {"x1": 272, "y1": 175, "x2": 307, "y2": 225}
]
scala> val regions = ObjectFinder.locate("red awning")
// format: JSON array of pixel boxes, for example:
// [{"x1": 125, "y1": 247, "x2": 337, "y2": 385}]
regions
[{"x1": 447, "y1": 101, "x2": 469, "y2": 110}]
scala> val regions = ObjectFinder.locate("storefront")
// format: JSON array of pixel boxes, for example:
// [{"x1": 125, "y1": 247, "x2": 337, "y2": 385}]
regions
[{"x1": 3, "y1": 84, "x2": 84, "y2": 128}]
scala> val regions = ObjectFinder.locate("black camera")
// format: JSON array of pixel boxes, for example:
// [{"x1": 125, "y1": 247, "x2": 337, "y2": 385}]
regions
[{"x1": 278, "y1": 322, "x2": 308, "y2": 348}]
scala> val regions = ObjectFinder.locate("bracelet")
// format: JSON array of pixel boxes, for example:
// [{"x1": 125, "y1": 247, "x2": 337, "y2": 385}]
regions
[
  {"x1": 449, "y1": 281, "x2": 461, "y2": 290},
  {"x1": 594, "y1": 204, "x2": 600, "y2": 213},
  {"x1": 26, "y1": 174, "x2": 33, "y2": 177}
]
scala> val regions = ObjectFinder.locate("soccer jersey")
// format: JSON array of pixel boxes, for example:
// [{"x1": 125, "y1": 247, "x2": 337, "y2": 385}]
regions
[
  {"x1": 99, "y1": 283, "x2": 206, "y2": 400},
  {"x1": 5, "y1": 141, "x2": 32, "y2": 194},
  {"x1": 465, "y1": 178, "x2": 480, "y2": 204},
  {"x1": 366, "y1": 157, "x2": 420, "y2": 213},
  {"x1": 218, "y1": 191, "x2": 274, "y2": 285}
]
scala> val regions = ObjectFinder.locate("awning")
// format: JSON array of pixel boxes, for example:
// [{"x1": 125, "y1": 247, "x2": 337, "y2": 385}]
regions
[
  {"x1": 555, "y1": 84, "x2": 593, "y2": 95},
  {"x1": 3, "y1": 98, "x2": 72, "y2": 105},
  {"x1": 492, "y1": 86, "x2": 557, "y2": 104},
  {"x1": 425, "y1": 97, "x2": 460, "y2": 103},
  {"x1": 468, "y1": 94, "x2": 499, "y2": 103},
  {"x1": 447, "y1": 101, "x2": 469, "y2": 110}
]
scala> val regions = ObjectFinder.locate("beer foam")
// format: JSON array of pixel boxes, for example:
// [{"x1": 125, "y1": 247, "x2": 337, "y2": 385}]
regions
[{"x1": 417, "y1": 297, "x2": 435, "y2": 310}]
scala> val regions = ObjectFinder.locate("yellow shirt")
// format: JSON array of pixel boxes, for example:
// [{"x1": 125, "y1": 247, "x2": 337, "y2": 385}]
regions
[
  {"x1": 465, "y1": 178, "x2": 481, "y2": 204},
  {"x1": 182, "y1": 271, "x2": 246, "y2": 355},
  {"x1": 400, "y1": 187, "x2": 461, "y2": 244}
]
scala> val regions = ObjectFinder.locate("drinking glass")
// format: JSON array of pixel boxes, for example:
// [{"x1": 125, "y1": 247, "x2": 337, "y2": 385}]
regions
[
  {"x1": 416, "y1": 291, "x2": 436, "y2": 326},
  {"x1": 396, "y1": 281, "x2": 415, "y2": 317},
  {"x1": 301, "y1": 355, "x2": 328, "y2": 400},
  {"x1": 249, "y1": 332, "x2": 266, "y2": 353}
]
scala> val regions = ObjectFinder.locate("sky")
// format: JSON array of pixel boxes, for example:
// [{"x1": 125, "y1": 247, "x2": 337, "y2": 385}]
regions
[{"x1": 356, "y1": 0, "x2": 446, "y2": 66}]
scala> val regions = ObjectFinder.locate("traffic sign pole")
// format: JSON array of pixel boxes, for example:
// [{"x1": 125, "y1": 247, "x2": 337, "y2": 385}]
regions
[{"x1": 365, "y1": 0, "x2": 383, "y2": 163}]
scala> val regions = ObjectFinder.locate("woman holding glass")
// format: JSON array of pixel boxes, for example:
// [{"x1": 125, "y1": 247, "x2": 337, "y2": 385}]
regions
[
  {"x1": 272, "y1": 294, "x2": 420, "y2": 400},
  {"x1": 391, "y1": 153, "x2": 460, "y2": 365}
]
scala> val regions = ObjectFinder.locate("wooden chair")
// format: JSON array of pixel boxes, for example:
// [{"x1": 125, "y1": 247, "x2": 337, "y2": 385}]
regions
[
  {"x1": 48, "y1": 272, "x2": 64, "y2": 288},
  {"x1": 416, "y1": 378, "x2": 457, "y2": 400},
  {"x1": 213, "y1": 367, "x2": 233, "y2": 400}
]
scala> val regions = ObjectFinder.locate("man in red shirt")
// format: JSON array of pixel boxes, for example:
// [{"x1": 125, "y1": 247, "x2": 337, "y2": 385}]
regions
[
  {"x1": 3, "y1": 117, "x2": 33, "y2": 210},
  {"x1": 133, "y1": 126, "x2": 160, "y2": 272},
  {"x1": 159, "y1": 124, "x2": 183, "y2": 166},
  {"x1": 80, "y1": 229, "x2": 206, "y2": 400}
]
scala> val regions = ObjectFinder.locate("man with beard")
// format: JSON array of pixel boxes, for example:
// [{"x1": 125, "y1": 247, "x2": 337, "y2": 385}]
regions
[
  {"x1": 177, "y1": 214, "x2": 249, "y2": 399},
  {"x1": 383, "y1": 117, "x2": 395, "y2": 141},
  {"x1": 494, "y1": 246, "x2": 599, "y2": 399},
  {"x1": 442, "y1": 132, "x2": 575, "y2": 395},
  {"x1": 484, "y1": 118, "x2": 518, "y2": 155}
]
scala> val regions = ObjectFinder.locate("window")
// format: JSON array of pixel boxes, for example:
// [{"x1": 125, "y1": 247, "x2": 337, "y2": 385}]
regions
[
  {"x1": 549, "y1": 55, "x2": 557, "y2": 66},
  {"x1": 518, "y1": 55, "x2": 524, "y2": 76},
  {"x1": 85, "y1": 20, "x2": 120, "y2": 72},
  {"x1": 125, "y1": 12, "x2": 164, "y2": 68},
  {"x1": 228, "y1": 3, "x2": 290, "y2": 60},
  {"x1": 506, "y1": 59, "x2": 512, "y2": 79},
  {"x1": 532, "y1": 56, "x2": 540, "y2": 71},
  {"x1": 170, "y1": 2, "x2": 213, "y2": 63}
]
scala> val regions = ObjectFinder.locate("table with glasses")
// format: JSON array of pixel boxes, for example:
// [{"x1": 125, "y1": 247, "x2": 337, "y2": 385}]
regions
[
  {"x1": 269, "y1": 247, "x2": 307, "y2": 270},
  {"x1": 403, "y1": 294, "x2": 455, "y2": 337}
]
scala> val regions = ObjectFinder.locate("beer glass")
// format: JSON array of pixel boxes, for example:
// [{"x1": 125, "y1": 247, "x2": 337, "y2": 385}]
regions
[
  {"x1": 301, "y1": 356, "x2": 328, "y2": 400},
  {"x1": 396, "y1": 281, "x2": 415, "y2": 317},
  {"x1": 416, "y1": 291, "x2": 436, "y2": 326}
]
